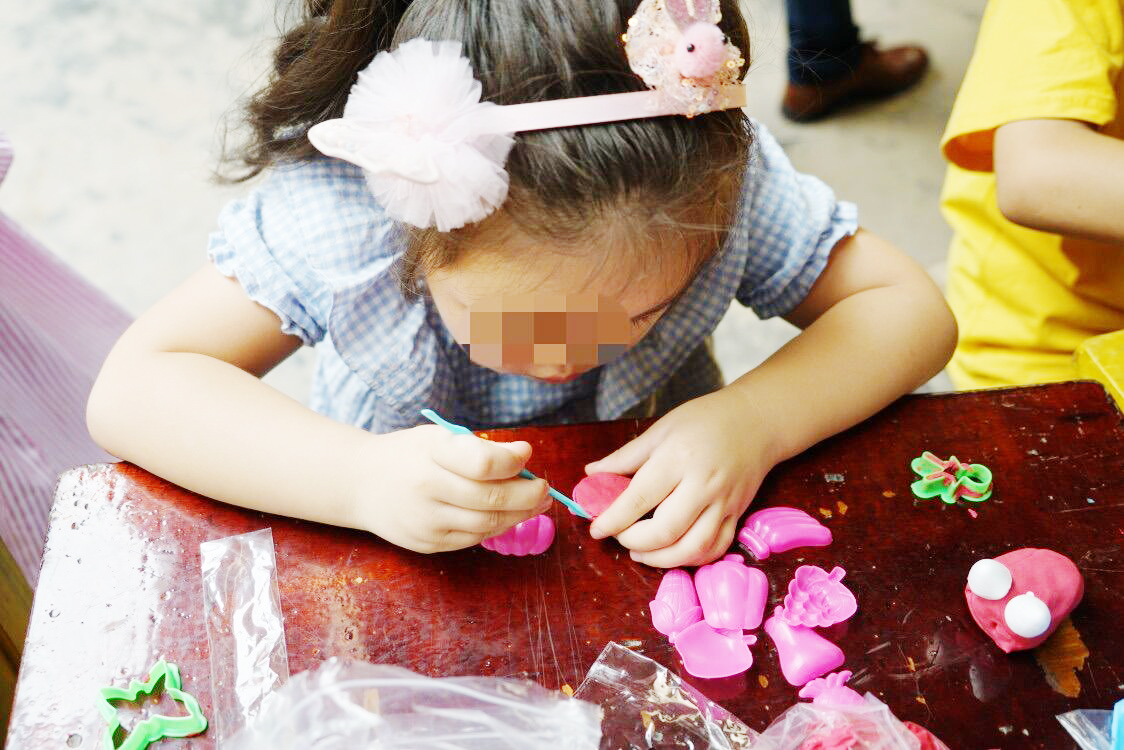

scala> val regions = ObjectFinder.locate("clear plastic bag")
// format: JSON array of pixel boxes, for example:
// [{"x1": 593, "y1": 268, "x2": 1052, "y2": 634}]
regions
[
  {"x1": 750, "y1": 697, "x2": 929, "y2": 750},
  {"x1": 224, "y1": 657, "x2": 602, "y2": 749},
  {"x1": 1056, "y1": 709, "x2": 1115, "y2": 750},
  {"x1": 574, "y1": 641, "x2": 757, "y2": 749},
  {"x1": 200, "y1": 528, "x2": 290, "y2": 745}
]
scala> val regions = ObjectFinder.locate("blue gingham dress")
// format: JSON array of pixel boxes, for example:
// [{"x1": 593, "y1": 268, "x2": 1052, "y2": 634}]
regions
[{"x1": 208, "y1": 120, "x2": 857, "y2": 433}]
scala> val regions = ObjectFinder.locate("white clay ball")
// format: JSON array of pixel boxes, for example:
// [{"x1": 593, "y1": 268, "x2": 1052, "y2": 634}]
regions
[
  {"x1": 1004, "y1": 592, "x2": 1052, "y2": 638},
  {"x1": 967, "y1": 558, "x2": 1013, "y2": 600}
]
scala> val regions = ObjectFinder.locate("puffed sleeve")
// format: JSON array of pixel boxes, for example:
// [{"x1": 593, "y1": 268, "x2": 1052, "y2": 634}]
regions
[
  {"x1": 733, "y1": 121, "x2": 858, "y2": 320},
  {"x1": 207, "y1": 159, "x2": 390, "y2": 345}
]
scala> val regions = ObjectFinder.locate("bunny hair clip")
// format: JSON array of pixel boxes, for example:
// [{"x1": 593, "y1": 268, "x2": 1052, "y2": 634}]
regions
[{"x1": 308, "y1": 0, "x2": 746, "y2": 232}]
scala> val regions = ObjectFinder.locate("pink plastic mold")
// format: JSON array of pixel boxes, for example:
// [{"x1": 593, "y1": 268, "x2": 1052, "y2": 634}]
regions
[
  {"x1": 764, "y1": 607, "x2": 845, "y2": 686},
  {"x1": 670, "y1": 621, "x2": 758, "y2": 679},
  {"x1": 480, "y1": 514, "x2": 555, "y2": 556},
  {"x1": 780, "y1": 566, "x2": 857, "y2": 628},
  {"x1": 572, "y1": 473, "x2": 631, "y2": 518},
  {"x1": 694, "y1": 554, "x2": 769, "y2": 631},
  {"x1": 649, "y1": 569, "x2": 704, "y2": 637},
  {"x1": 798, "y1": 670, "x2": 865, "y2": 708},
  {"x1": 737, "y1": 506, "x2": 832, "y2": 560}
]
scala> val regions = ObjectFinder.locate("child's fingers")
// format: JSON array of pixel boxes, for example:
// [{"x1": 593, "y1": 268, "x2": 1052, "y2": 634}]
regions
[
  {"x1": 438, "y1": 472, "x2": 551, "y2": 513},
  {"x1": 584, "y1": 429, "x2": 657, "y2": 477},
  {"x1": 589, "y1": 461, "x2": 677, "y2": 540},
  {"x1": 437, "y1": 502, "x2": 552, "y2": 539},
  {"x1": 431, "y1": 431, "x2": 533, "y2": 480},
  {"x1": 613, "y1": 482, "x2": 707, "y2": 552},
  {"x1": 630, "y1": 510, "x2": 738, "y2": 568}
]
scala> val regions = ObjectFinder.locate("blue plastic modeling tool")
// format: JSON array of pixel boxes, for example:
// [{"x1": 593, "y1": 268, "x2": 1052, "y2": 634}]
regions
[{"x1": 420, "y1": 409, "x2": 591, "y2": 519}]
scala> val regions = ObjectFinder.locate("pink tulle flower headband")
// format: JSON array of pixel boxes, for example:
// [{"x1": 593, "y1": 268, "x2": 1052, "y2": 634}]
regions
[{"x1": 308, "y1": 0, "x2": 747, "y2": 231}]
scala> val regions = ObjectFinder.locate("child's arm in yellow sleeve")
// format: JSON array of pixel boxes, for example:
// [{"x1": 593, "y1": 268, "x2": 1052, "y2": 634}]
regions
[{"x1": 995, "y1": 118, "x2": 1124, "y2": 245}]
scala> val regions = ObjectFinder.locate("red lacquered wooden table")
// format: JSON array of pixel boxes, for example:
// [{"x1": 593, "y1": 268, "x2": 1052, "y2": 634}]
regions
[{"x1": 7, "y1": 382, "x2": 1124, "y2": 749}]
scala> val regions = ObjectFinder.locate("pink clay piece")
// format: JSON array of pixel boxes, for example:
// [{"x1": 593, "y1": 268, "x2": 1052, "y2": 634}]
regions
[
  {"x1": 670, "y1": 620, "x2": 757, "y2": 679},
  {"x1": 572, "y1": 473, "x2": 631, "y2": 518},
  {"x1": 694, "y1": 554, "x2": 769, "y2": 631},
  {"x1": 781, "y1": 566, "x2": 857, "y2": 628},
  {"x1": 964, "y1": 547, "x2": 1084, "y2": 652},
  {"x1": 798, "y1": 670, "x2": 865, "y2": 708},
  {"x1": 480, "y1": 514, "x2": 555, "y2": 556},
  {"x1": 737, "y1": 506, "x2": 832, "y2": 560},
  {"x1": 764, "y1": 607, "x2": 845, "y2": 686},
  {"x1": 649, "y1": 569, "x2": 703, "y2": 637}
]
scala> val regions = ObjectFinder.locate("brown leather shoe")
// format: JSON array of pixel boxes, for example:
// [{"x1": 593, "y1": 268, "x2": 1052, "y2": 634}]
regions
[{"x1": 782, "y1": 41, "x2": 930, "y2": 122}]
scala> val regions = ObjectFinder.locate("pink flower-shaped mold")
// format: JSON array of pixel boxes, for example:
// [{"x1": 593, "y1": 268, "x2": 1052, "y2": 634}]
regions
[
  {"x1": 781, "y1": 566, "x2": 857, "y2": 628},
  {"x1": 737, "y1": 506, "x2": 832, "y2": 560},
  {"x1": 649, "y1": 569, "x2": 703, "y2": 636},
  {"x1": 480, "y1": 514, "x2": 555, "y2": 556},
  {"x1": 694, "y1": 554, "x2": 768, "y2": 631},
  {"x1": 798, "y1": 670, "x2": 865, "y2": 708}
]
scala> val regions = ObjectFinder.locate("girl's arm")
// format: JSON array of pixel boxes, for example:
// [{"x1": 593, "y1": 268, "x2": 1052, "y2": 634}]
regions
[
  {"x1": 994, "y1": 118, "x2": 1124, "y2": 245},
  {"x1": 731, "y1": 228, "x2": 956, "y2": 467},
  {"x1": 588, "y1": 228, "x2": 956, "y2": 567},
  {"x1": 87, "y1": 264, "x2": 375, "y2": 527},
  {"x1": 87, "y1": 263, "x2": 549, "y2": 549}
]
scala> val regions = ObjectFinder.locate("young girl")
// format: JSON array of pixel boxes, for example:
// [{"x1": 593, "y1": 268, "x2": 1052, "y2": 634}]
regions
[{"x1": 87, "y1": 0, "x2": 955, "y2": 569}]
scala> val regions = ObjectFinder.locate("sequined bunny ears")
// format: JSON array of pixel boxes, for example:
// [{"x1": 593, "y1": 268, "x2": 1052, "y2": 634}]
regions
[{"x1": 308, "y1": 0, "x2": 746, "y2": 231}]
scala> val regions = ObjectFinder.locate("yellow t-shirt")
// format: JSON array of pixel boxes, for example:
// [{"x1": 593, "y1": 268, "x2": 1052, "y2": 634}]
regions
[{"x1": 940, "y1": 0, "x2": 1124, "y2": 389}]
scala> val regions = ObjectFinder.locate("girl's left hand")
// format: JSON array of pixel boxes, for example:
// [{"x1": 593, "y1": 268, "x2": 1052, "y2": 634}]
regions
[{"x1": 584, "y1": 388, "x2": 775, "y2": 568}]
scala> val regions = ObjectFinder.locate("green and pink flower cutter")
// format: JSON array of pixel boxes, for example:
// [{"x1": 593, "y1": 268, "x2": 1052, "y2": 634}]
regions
[
  {"x1": 910, "y1": 451, "x2": 993, "y2": 504},
  {"x1": 97, "y1": 659, "x2": 207, "y2": 750}
]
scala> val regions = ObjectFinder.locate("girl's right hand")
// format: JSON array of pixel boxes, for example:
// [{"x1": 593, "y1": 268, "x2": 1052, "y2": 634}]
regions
[{"x1": 352, "y1": 425, "x2": 552, "y2": 554}]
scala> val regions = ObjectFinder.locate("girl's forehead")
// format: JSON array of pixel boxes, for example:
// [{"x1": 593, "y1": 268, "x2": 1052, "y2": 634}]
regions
[
  {"x1": 463, "y1": 290, "x2": 614, "y2": 313},
  {"x1": 439, "y1": 243, "x2": 691, "y2": 309}
]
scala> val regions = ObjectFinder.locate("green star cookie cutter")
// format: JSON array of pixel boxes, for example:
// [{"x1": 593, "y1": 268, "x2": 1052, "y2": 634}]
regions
[
  {"x1": 97, "y1": 659, "x2": 208, "y2": 750},
  {"x1": 910, "y1": 451, "x2": 993, "y2": 504}
]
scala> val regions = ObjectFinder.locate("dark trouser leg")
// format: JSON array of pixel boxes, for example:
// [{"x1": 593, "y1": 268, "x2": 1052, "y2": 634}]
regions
[{"x1": 786, "y1": 0, "x2": 862, "y2": 85}]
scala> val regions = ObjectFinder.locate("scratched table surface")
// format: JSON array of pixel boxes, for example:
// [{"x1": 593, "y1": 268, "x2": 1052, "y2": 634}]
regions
[{"x1": 7, "y1": 381, "x2": 1124, "y2": 749}]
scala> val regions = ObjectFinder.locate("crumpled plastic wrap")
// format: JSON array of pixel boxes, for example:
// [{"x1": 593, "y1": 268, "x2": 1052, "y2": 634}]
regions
[
  {"x1": 223, "y1": 657, "x2": 602, "y2": 749},
  {"x1": 750, "y1": 696, "x2": 939, "y2": 750},
  {"x1": 1056, "y1": 708, "x2": 1117, "y2": 750},
  {"x1": 575, "y1": 642, "x2": 758, "y2": 749},
  {"x1": 200, "y1": 528, "x2": 290, "y2": 744}
]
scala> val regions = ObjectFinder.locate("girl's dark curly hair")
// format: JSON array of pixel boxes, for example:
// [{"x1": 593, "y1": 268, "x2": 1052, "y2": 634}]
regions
[{"x1": 223, "y1": 0, "x2": 754, "y2": 293}]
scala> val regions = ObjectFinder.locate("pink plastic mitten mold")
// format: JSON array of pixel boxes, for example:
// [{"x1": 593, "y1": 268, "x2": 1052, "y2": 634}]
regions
[
  {"x1": 798, "y1": 670, "x2": 865, "y2": 708},
  {"x1": 480, "y1": 514, "x2": 555, "y2": 556},
  {"x1": 670, "y1": 622, "x2": 758, "y2": 679},
  {"x1": 649, "y1": 569, "x2": 703, "y2": 637},
  {"x1": 964, "y1": 547, "x2": 1084, "y2": 652},
  {"x1": 650, "y1": 568, "x2": 760, "y2": 679},
  {"x1": 764, "y1": 606, "x2": 845, "y2": 686},
  {"x1": 737, "y1": 506, "x2": 832, "y2": 560},
  {"x1": 694, "y1": 554, "x2": 769, "y2": 630},
  {"x1": 572, "y1": 473, "x2": 631, "y2": 518},
  {"x1": 781, "y1": 566, "x2": 857, "y2": 628}
]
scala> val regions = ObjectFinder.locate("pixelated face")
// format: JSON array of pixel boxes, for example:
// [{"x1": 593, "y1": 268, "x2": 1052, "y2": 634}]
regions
[{"x1": 426, "y1": 236, "x2": 695, "y2": 382}]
